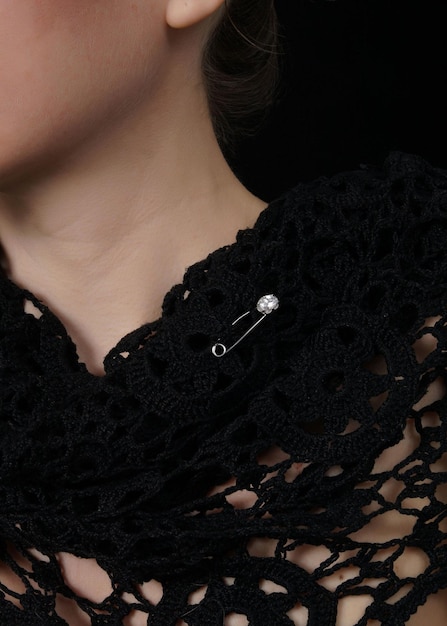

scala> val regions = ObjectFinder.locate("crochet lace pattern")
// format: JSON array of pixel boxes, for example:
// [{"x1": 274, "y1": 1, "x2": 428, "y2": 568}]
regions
[{"x1": 0, "y1": 152, "x2": 446, "y2": 625}]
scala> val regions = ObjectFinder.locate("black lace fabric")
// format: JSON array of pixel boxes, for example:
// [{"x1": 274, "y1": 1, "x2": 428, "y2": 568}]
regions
[{"x1": 0, "y1": 152, "x2": 446, "y2": 625}]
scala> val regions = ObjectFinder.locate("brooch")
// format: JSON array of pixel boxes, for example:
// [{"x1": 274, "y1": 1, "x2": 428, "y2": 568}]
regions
[{"x1": 211, "y1": 294, "x2": 279, "y2": 357}]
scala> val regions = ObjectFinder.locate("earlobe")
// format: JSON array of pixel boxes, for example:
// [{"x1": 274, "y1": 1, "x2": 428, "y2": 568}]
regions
[{"x1": 166, "y1": 0, "x2": 225, "y2": 30}]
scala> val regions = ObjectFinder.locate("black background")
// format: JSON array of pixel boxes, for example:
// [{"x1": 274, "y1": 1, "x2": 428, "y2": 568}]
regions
[{"x1": 232, "y1": 0, "x2": 447, "y2": 201}]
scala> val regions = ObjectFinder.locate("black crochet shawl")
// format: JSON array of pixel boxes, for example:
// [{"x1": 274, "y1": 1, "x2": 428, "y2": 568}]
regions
[{"x1": 0, "y1": 152, "x2": 446, "y2": 625}]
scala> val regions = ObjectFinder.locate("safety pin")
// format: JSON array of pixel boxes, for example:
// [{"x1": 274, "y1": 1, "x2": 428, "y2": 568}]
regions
[{"x1": 211, "y1": 294, "x2": 279, "y2": 358}]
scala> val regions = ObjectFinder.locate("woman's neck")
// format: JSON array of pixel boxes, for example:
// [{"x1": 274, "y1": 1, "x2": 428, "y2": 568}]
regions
[{"x1": 0, "y1": 95, "x2": 265, "y2": 375}]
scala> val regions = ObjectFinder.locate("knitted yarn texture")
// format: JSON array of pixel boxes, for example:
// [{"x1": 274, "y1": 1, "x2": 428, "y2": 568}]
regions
[{"x1": 0, "y1": 152, "x2": 446, "y2": 624}]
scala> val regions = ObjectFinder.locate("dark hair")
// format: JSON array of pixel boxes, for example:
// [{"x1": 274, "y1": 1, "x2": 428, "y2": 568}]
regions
[{"x1": 202, "y1": 0, "x2": 281, "y2": 150}]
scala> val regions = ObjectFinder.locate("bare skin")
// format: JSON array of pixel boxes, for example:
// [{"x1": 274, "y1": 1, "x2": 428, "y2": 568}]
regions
[
  {"x1": 0, "y1": 0, "x2": 265, "y2": 376},
  {"x1": 0, "y1": 1, "x2": 445, "y2": 624},
  {"x1": 0, "y1": 117, "x2": 265, "y2": 375}
]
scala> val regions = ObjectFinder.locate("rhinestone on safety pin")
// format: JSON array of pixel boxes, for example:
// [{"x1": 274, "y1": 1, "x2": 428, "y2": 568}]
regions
[{"x1": 211, "y1": 294, "x2": 279, "y2": 358}]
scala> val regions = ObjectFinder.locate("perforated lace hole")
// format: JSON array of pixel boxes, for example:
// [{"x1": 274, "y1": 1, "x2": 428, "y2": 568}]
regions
[
  {"x1": 433, "y1": 454, "x2": 447, "y2": 477},
  {"x1": 336, "y1": 595, "x2": 374, "y2": 626},
  {"x1": 123, "y1": 610, "x2": 149, "y2": 626},
  {"x1": 323, "y1": 370, "x2": 345, "y2": 394},
  {"x1": 339, "y1": 419, "x2": 362, "y2": 435},
  {"x1": 350, "y1": 508, "x2": 418, "y2": 543},
  {"x1": 319, "y1": 564, "x2": 361, "y2": 592},
  {"x1": 393, "y1": 547, "x2": 430, "y2": 578},
  {"x1": 185, "y1": 333, "x2": 210, "y2": 352},
  {"x1": 286, "y1": 603, "x2": 308, "y2": 624},
  {"x1": 55, "y1": 595, "x2": 92, "y2": 625},
  {"x1": 324, "y1": 465, "x2": 343, "y2": 478},
  {"x1": 420, "y1": 410, "x2": 442, "y2": 428},
  {"x1": 401, "y1": 494, "x2": 431, "y2": 510},
  {"x1": 369, "y1": 390, "x2": 389, "y2": 413},
  {"x1": 385, "y1": 583, "x2": 413, "y2": 605},
  {"x1": 5, "y1": 543, "x2": 33, "y2": 573},
  {"x1": 23, "y1": 298, "x2": 42, "y2": 319},
  {"x1": 0, "y1": 560, "x2": 26, "y2": 607},
  {"x1": 57, "y1": 553, "x2": 113, "y2": 603},
  {"x1": 135, "y1": 579, "x2": 163, "y2": 605},
  {"x1": 391, "y1": 302, "x2": 419, "y2": 332},
  {"x1": 225, "y1": 488, "x2": 257, "y2": 510},
  {"x1": 232, "y1": 257, "x2": 251, "y2": 274},
  {"x1": 187, "y1": 584, "x2": 207, "y2": 605},
  {"x1": 246, "y1": 537, "x2": 278, "y2": 558},
  {"x1": 258, "y1": 578, "x2": 287, "y2": 594},
  {"x1": 284, "y1": 543, "x2": 333, "y2": 573},
  {"x1": 223, "y1": 612, "x2": 249, "y2": 625},
  {"x1": 26, "y1": 546, "x2": 50, "y2": 564},
  {"x1": 363, "y1": 283, "x2": 387, "y2": 309},
  {"x1": 301, "y1": 416, "x2": 325, "y2": 435},
  {"x1": 257, "y1": 445, "x2": 291, "y2": 467},
  {"x1": 121, "y1": 591, "x2": 139, "y2": 604},
  {"x1": 411, "y1": 587, "x2": 447, "y2": 622},
  {"x1": 412, "y1": 329, "x2": 439, "y2": 363},
  {"x1": 283, "y1": 461, "x2": 307, "y2": 483},
  {"x1": 147, "y1": 354, "x2": 167, "y2": 377},
  {"x1": 337, "y1": 326, "x2": 358, "y2": 345},
  {"x1": 205, "y1": 288, "x2": 225, "y2": 306},
  {"x1": 362, "y1": 353, "x2": 388, "y2": 375},
  {"x1": 361, "y1": 499, "x2": 382, "y2": 516},
  {"x1": 413, "y1": 375, "x2": 446, "y2": 411}
]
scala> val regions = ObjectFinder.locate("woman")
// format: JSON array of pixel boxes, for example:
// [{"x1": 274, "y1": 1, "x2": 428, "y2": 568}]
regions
[{"x1": 0, "y1": 1, "x2": 446, "y2": 624}]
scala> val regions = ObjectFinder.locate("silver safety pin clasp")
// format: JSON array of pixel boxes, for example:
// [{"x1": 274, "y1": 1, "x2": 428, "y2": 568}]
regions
[{"x1": 211, "y1": 294, "x2": 279, "y2": 358}]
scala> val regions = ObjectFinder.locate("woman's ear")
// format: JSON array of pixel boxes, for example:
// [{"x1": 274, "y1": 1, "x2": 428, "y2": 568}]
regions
[{"x1": 166, "y1": 0, "x2": 225, "y2": 29}]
